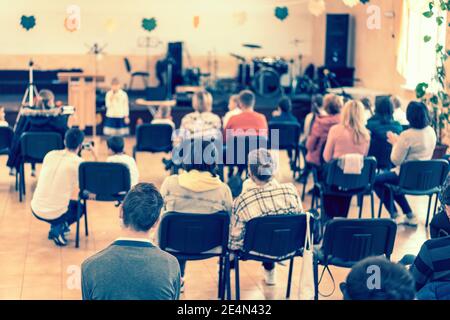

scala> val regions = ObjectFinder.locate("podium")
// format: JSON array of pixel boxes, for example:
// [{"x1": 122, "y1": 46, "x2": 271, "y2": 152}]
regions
[{"x1": 58, "y1": 72, "x2": 105, "y2": 134}]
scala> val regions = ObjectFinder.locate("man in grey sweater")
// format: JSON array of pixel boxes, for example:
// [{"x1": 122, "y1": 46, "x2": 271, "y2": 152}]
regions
[{"x1": 81, "y1": 183, "x2": 181, "y2": 300}]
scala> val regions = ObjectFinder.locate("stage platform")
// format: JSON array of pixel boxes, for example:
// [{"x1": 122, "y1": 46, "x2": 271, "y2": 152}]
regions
[{"x1": 0, "y1": 91, "x2": 312, "y2": 135}]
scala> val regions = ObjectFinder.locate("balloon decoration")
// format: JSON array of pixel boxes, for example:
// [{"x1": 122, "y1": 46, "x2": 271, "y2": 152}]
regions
[
  {"x1": 20, "y1": 15, "x2": 36, "y2": 31},
  {"x1": 64, "y1": 5, "x2": 81, "y2": 32},
  {"x1": 193, "y1": 16, "x2": 200, "y2": 29},
  {"x1": 308, "y1": 0, "x2": 326, "y2": 17},
  {"x1": 142, "y1": 17, "x2": 157, "y2": 32},
  {"x1": 274, "y1": 6, "x2": 289, "y2": 21},
  {"x1": 233, "y1": 11, "x2": 247, "y2": 26}
]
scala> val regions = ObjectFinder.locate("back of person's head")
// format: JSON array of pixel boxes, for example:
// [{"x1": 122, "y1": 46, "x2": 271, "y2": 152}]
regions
[
  {"x1": 121, "y1": 183, "x2": 163, "y2": 232},
  {"x1": 278, "y1": 97, "x2": 292, "y2": 113},
  {"x1": 311, "y1": 94, "x2": 324, "y2": 114},
  {"x1": 360, "y1": 97, "x2": 372, "y2": 112},
  {"x1": 37, "y1": 89, "x2": 55, "y2": 109},
  {"x1": 391, "y1": 95, "x2": 402, "y2": 110},
  {"x1": 342, "y1": 256, "x2": 415, "y2": 300},
  {"x1": 182, "y1": 139, "x2": 219, "y2": 177},
  {"x1": 192, "y1": 90, "x2": 213, "y2": 113},
  {"x1": 238, "y1": 90, "x2": 256, "y2": 109},
  {"x1": 375, "y1": 96, "x2": 395, "y2": 123},
  {"x1": 341, "y1": 100, "x2": 370, "y2": 144},
  {"x1": 107, "y1": 136, "x2": 125, "y2": 154},
  {"x1": 159, "y1": 105, "x2": 172, "y2": 119},
  {"x1": 406, "y1": 101, "x2": 430, "y2": 129},
  {"x1": 248, "y1": 148, "x2": 277, "y2": 183},
  {"x1": 65, "y1": 128, "x2": 85, "y2": 151},
  {"x1": 228, "y1": 94, "x2": 240, "y2": 110},
  {"x1": 323, "y1": 94, "x2": 343, "y2": 115},
  {"x1": 111, "y1": 77, "x2": 120, "y2": 86}
]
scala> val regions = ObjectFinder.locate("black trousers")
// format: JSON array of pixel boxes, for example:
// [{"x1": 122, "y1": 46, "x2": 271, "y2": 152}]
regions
[
  {"x1": 430, "y1": 211, "x2": 450, "y2": 238},
  {"x1": 32, "y1": 200, "x2": 83, "y2": 227}
]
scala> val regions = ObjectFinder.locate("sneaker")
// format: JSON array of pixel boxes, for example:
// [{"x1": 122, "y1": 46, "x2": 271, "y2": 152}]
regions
[
  {"x1": 49, "y1": 224, "x2": 68, "y2": 246},
  {"x1": 9, "y1": 167, "x2": 16, "y2": 176},
  {"x1": 63, "y1": 222, "x2": 71, "y2": 237},
  {"x1": 51, "y1": 233, "x2": 68, "y2": 246},
  {"x1": 31, "y1": 168, "x2": 36, "y2": 177},
  {"x1": 180, "y1": 277, "x2": 185, "y2": 293},
  {"x1": 263, "y1": 267, "x2": 276, "y2": 286},
  {"x1": 393, "y1": 215, "x2": 403, "y2": 225},
  {"x1": 403, "y1": 214, "x2": 418, "y2": 227}
]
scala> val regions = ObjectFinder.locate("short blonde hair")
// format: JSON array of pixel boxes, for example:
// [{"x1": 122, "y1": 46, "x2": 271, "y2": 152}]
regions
[
  {"x1": 341, "y1": 100, "x2": 370, "y2": 145},
  {"x1": 192, "y1": 91, "x2": 213, "y2": 113}
]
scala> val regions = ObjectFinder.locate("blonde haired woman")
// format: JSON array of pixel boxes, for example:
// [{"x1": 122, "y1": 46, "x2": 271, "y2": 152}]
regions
[
  {"x1": 321, "y1": 100, "x2": 371, "y2": 219},
  {"x1": 323, "y1": 99, "x2": 371, "y2": 162},
  {"x1": 179, "y1": 90, "x2": 221, "y2": 140}
]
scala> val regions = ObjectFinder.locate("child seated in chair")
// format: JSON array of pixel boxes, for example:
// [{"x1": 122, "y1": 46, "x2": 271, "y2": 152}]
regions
[
  {"x1": 151, "y1": 105, "x2": 175, "y2": 129},
  {"x1": 107, "y1": 136, "x2": 139, "y2": 187}
]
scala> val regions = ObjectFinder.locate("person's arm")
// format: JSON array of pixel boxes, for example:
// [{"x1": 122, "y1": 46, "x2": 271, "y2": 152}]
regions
[
  {"x1": 228, "y1": 200, "x2": 246, "y2": 251},
  {"x1": 390, "y1": 132, "x2": 409, "y2": 166},
  {"x1": 305, "y1": 121, "x2": 319, "y2": 152},
  {"x1": 410, "y1": 242, "x2": 434, "y2": 291},
  {"x1": 81, "y1": 264, "x2": 92, "y2": 300},
  {"x1": 322, "y1": 126, "x2": 336, "y2": 163}
]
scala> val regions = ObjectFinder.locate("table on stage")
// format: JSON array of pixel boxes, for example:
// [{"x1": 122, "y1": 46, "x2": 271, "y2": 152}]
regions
[{"x1": 58, "y1": 72, "x2": 105, "y2": 134}]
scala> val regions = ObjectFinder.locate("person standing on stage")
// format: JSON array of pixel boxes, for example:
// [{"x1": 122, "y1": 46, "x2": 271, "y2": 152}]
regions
[{"x1": 104, "y1": 78, "x2": 130, "y2": 136}]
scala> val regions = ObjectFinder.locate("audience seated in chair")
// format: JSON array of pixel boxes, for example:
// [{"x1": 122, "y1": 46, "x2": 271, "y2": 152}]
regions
[
  {"x1": 360, "y1": 97, "x2": 373, "y2": 124},
  {"x1": 160, "y1": 139, "x2": 233, "y2": 292},
  {"x1": 305, "y1": 93, "x2": 343, "y2": 167},
  {"x1": 409, "y1": 183, "x2": 450, "y2": 299},
  {"x1": 222, "y1": 94, "x2": 241, "y2": 128},
  {"x1": 151, "y1": 105, "x2": 175, "y2": 129},
  {"x1": 106, "y1": 136, "x2": 139, "y2": 187},
  {"x1": 341, "y1": 256, "x2": 416, "y2": 300},
  {"x1": 7, "y1": 89, "x2": 69, "y2": 174},
  {"x1": 300, "y1": 94, "x2": 324, "y2": 145},
  {"x1": 229, "y1": 148, "x2": 304, "y2": 286},
  {"x1": 430, "y1": 174, "x2": 450, "y2": 238},
  {"x1": 367, "y1": 96, "x2": 403, "y2": 170},
  {"x1": 321, "y1": 100, "x2": 371, "y2": 218},
  {"x1": 81, "y1": 183, "x2": 181, "y2": 300},
  {"x1": 391, "y1": 95, "x2": 409, "y2": 126},
  {"x1": 374, "y1": 102, "x2": 437, "y2": 226},
  {"x1": 31, "y1": 128, "x2": 97, "y2": 246},
  {"x1": 269, "y1": 96, "x2": 299, "y2": 125}
]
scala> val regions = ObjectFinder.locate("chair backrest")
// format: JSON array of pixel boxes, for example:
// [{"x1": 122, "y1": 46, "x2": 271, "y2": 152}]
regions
[
  {"x1": 321, "y1": 218, "x2": 397, "y2": 265},
  {"x1": 325, "y1": 157, "x2": 377, "y2": 191},
  {"x1": 124, "y1": 57, "x2": 132, "y2": 73},
  {"x1": 242, "y1": 214, "x2": 308, "y2": 258},
  {"x1": 79, "y1": 162, "x2": 131, "y2": 201},
  {"x1": 224, "y1": 135, "x2": 269, "y2": 166},
  {"x1": 20, "y1": 132, "x2": 64, "y2": 163},
  {"x1": 0, "y1": 126, "x2": 13, "y2": 151},
  {"x1": 398, "y1": 160, "x2": 449, "y2": 191},
  {"x1": 158, "y1": 212, "x2": 229, "y2": 256},
  {"x1": 268, "y1": 122, "x2": 302, "y2": 150},
  {"x1": 135, "y1": 124, "x2": 173, "y2": 152}
]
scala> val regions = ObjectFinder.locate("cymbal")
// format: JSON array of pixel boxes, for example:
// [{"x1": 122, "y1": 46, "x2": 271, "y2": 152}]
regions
[{"x1": 242, "y1": 43, "x2": 262, "y2": 49}]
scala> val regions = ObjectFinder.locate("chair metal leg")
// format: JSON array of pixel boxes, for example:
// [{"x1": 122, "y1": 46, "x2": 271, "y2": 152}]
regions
[
  {"x1": 286, "y1": 258, "x2": 294, "y2": 298},
  {"x1": 75, "y1": 200, "x2": 82, "y2": 248},
  {"x1": 19, "y1": 163, "x2": 24, "y2": 202},
  {"x1": 301, "y1": 181, "x2": 307, "y2": 201},
  {"x1": 234, "y1": 257, "x2": 240, "y2": 300},
  {"x1": 425, "y1": 194, "x2": 432, "y2": 227},
  {"x1": 218, "y1": 256, "x2": 224, "y2": 299},
  {"x1": 83, "y1": 200, "x2": 88, "y2": 236},
  {"x1": 433, "y1": 193, "x2": 439, "y2": 218},
  {"x1": 225, "y1": 255, "x2": 231, "y2": 300},
  {"x1": 15, "y1": 170, "x2": 18, "y2": 191},
  {"x1": 370, "y1": 192, "x2": 375, "y2": 219},
  {"x1": 129, "y1": 76, "x2": 134, "y2": 91},
  {"x1": 378, "y1": 189, "x2": 385, "y2": 218},
  {"x1": 313, "y1": 258, "x2": 319, "y2": 300},
  {"x1": 358, "y1": 195, "x2": 364, "y2": 219}
]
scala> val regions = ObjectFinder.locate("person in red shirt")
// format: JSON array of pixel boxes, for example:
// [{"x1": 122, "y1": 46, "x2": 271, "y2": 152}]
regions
[{"x1": 223, "y1": 90, "x2": 268, "y2": 141}]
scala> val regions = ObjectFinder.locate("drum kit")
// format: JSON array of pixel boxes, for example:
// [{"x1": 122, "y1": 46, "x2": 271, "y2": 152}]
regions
[{"x1": 230, "y1": 43, "x2": 291, "y2": 97}]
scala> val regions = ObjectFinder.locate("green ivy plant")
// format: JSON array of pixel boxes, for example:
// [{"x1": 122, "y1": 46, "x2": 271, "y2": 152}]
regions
[{"x1": 416, "y1": 0, "x2": 450, "y2": 144}]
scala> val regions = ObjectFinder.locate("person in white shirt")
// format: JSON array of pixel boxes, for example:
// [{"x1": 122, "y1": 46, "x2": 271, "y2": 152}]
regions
[
  {"x1": 31, "y1": 128, "x2": 97, "y2": 246},
  {"x1": 391, "y1": 96, "x2": 409, "y2": 126},
  {"x1": 222, "y1": 94, "x2": 241, "y2": 128},
  {"x1": 104, "y1": 78, "x2": 130, "y2": 136},
  {"x1": 151, "y1": 105, "x2": 175, "y2": 129},
  {"x1": 106, "y1": 136, "x2": 139, "y2": 187}
]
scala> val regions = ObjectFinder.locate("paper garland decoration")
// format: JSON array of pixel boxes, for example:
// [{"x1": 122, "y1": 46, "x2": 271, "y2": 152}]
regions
[
  {"x1": 142, "y1": 18, "x2": 157, "y2": 32},
  {"x1": 193, "y1": 16, "x2": 200, "y2": 29},
  {"x1": 64, "y1": 5, "x2": 81, "y2": 32},
  {"x1": 20, "y1": 15, "x2": 36, "y2": 31},
  {"x1": 274, "y1": 7, "x2": 289, "y2": 21},
  {"x1": 308, "y1": 0, "x2": 326, "y2": 17}
]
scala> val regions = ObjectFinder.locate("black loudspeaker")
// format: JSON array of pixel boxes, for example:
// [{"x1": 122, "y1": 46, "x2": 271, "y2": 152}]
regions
[
  {"x1": 325, "y1": 14, "x2": 354, "y2": 68},
  {"x1": 168, "y1": 42, "x2": 183, "y2": 87}
]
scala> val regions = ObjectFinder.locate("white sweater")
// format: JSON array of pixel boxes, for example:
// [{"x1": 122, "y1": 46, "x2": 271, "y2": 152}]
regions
[{"x1": 105, "y1": 89, "x2": 129, "y2": 118}]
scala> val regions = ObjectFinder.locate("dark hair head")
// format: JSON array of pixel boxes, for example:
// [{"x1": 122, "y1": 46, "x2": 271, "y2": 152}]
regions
[
  {"x1": 311, "y1": 94, "x2": 323, "y2": 114},
  {"x1": 107, "y1": 136, "x2": 125, "y2": 154},
  {"x1": 248, "y1": 148, "x2": 277, "y2": 183},
  {"x1": 65, "y1": 128, "x2": 85, "y2": 150},
  {"x1": 323, "y1": 94, "x2": 343, "y2": 115},
  {"x1": 37, "y1": 89, "x2": 55, "y2": 109},
  {"x1": 374, "y1": 96, "x2": 394, "y2": 123},
  {"x1": 360, "y1": 97, "x2": 372, "y2": 111},
  {"x1": 343, "y1": 256, "x2": 415, "y2": 300},
  {"x1": 181, "y1": 139, "x2": 219, "y2": 176},
  {"x1": 278, "y1": 97, "x2": 292, "y2": 113},
  {"x1": 239, "y1": 90, "x2": 256, "y2": 109},
  {"x1": 121, "y1": 183, "x2": 163, "y2": 232},
  {"x1": 406, "y1": 101, "x2": 430, "y2": 129}
]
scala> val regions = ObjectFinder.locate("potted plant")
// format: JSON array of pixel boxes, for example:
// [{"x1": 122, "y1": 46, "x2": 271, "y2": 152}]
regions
[{"x1": 415, "y1": 0, "x2": 450, "y2": 159}]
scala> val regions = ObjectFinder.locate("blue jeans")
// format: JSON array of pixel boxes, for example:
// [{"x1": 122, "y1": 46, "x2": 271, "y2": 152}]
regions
[{"x1": 374, "y1": 171, "x2": 412, "y2": 217}]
